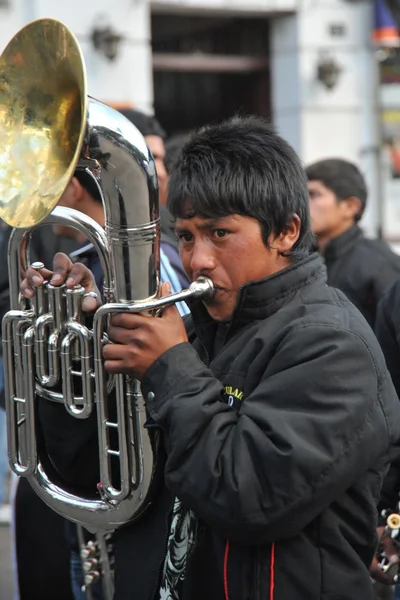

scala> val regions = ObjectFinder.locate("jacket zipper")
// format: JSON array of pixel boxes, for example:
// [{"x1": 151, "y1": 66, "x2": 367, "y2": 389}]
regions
[
  {"x1": 253, "y1": 544, "x2": 275, "y2": 600},
  {"x1": 198, "y1": 337, "x2": 210, "y2": 367},
  {"x1": 193, "y1": 283, "x2": 245, "y2": 363}
]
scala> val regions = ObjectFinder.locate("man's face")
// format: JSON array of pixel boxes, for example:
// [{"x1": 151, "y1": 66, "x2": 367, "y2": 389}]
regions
[
  {"x1": 53, "y1": 182, "x2": 77, "y2": 239},
  {"x1": 175, "y1": 214, "x2": 288, "y2": 322},
  {"x1": 145, "y1": 135, "x2": 168, "y2": 206},
  {"x1": 308, "y1": 180, "x2": 352, "y2": 237}
]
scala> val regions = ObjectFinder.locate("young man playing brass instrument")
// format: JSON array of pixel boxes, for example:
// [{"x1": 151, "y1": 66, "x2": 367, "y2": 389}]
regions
[{"x1": 21, "y1": 116, "x2": 400, "y2": 599}]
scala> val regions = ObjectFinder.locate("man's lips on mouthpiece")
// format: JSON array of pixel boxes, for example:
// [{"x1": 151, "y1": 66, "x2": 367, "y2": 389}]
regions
[{"x1": 209, "y1": 284, "x2": 226, "y2": 296}]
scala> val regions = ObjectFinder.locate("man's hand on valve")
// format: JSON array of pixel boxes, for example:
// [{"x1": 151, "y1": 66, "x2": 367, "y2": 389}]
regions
[
  {"x1": 104, "y1": 282, "x2": 188, "y2": 381},
  {"x1": 20, "y1": 256, "x2": 188, "y2": 381},
  {"x1": 20, "y1": 253, "x2": 101, "y2": 312}
]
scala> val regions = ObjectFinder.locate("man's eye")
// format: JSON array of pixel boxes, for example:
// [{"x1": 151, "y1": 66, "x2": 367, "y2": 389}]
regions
[
  {"x1": 178, "y1": 233, "x2": 192, "y2": 242},
  {"x1": 214, "y1": 229, "x2": 228, "y2": 238}
]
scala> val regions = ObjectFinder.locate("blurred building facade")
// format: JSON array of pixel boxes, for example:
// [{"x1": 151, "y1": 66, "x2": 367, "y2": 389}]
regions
[{"x1": 0, "y1": 0, "x2": 383, "y2": 237}]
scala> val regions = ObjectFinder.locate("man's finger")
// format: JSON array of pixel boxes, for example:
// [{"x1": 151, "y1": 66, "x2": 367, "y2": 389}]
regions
[
  {"x1": 110, "y1": 313, "x2": 149, "y2": 329},
  {"x1": 49, "y1": 254, "x2": 100, "y2": 312},
  {"x1": 104, "y1": 359, "x2": 132, "y2": 376},
  {"x1": 106, "y1": 325, "x2": 145, "y2": 346},
  {"x1": 26, "y1": 265, "x2": 53, "y2": 286},
  {"x1": 103, "y1": 341, "x2": 137, "y2": 359},
  {"x1": 52, "y1": 257, "x2": 101, "y2": 312},
  {"x1": 21, "y1": 264, "x2": 53, "y2": 298},
  {"x1": 159, "y1": 281, "x2": 182, "y2": 320},
  {"x1": 50, "y1": 253, "x2": 74, "y2": 285},
  {"x1": 160, "y1": 282, "x2": 171, "y2": 297},
  {"x1": 68, "y1": 262, "x2": 97, "y2": 289}
]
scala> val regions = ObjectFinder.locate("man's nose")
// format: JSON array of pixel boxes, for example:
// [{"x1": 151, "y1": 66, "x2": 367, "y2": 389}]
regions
[{"x1": 190, "y1": 240, "x2": 217, "y2": 276}]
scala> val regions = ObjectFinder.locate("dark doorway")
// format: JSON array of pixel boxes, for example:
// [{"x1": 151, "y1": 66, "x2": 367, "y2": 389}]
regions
[{"x1": 151, "y1": 14, "x2": 271, "y2": 136}]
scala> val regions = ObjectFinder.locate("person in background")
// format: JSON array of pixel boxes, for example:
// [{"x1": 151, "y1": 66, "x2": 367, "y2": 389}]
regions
[
  {"x1": 118, "y1": 108, "x2": 168, "y2": 209},
  {"x1": 164, "y1": 133, "x2": 191, "y2": 176},
  {"x1": 373, "y1": 280, "x2": 400, "y2": 597},
  {"x1": 306, "y1": 158, "x2": 400, "y2": 327},
  {"x1": 118, "y1": 108, "x2": 189, "y2": 289}
]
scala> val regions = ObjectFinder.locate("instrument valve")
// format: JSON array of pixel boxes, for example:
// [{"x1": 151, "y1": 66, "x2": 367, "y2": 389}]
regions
[
  {"x1": 80, "y1": 541, "x2": 97, "y2": 560},
  {"x1": 84, "y1": 571, "x2": 101, "y2": 586},
  {"x1": 83, "y1": 558, "x2": 99, "y2": 573}
]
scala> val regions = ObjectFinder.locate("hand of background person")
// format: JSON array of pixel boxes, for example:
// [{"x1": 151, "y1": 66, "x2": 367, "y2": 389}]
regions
[
  {"x1": 370, "y1": 555, "x2": 398, "y2": 586},
  {"x1": 369, "y1": 526, "x2": 399, "y2": 586},
  {"x1": 20, "y1": 252, "x2": 101, "y2": 313}
]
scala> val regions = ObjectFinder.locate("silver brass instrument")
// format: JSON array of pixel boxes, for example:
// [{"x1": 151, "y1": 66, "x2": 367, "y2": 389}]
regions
[{"x1": 0, "y1": 17, "x2": 214, "y2": 598}]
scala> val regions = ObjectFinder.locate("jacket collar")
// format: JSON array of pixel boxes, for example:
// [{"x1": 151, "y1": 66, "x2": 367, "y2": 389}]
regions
[
  {"x1": 323, "y1": 225, "x2": 364, "y2": 262},
  {"x1": 189, "y1": 252, "x2": 326, "y2": 345}
]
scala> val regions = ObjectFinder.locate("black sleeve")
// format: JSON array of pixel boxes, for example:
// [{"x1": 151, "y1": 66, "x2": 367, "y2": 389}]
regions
[
  {"x1": 375, "y1": 282, "x2": 400, "y2": 398},
  {"x1": 375, "y1": 283, "x2": 400, "y2": 519},
  {"x1": 372, "y1": 244, "x2": 400, "y2": 301},
  {"x1": 377, "y1": 446, "x2": 400, "y2": 525},
  {"x1": 142, "y1": 324, "x2": 396, "y2": 545}
]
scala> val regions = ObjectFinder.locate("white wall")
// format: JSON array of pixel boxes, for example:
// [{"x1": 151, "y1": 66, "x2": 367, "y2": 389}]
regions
[
  {"x1": 270, "y1": 0, "x2": 380, "y2": 237},
  {"x1": 0, "y1": 0, "x2": 154, "y2": 112}
]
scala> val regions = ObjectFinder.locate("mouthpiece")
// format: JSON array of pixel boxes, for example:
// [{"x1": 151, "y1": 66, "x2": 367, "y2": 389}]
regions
[{"x1": 189, "y1": 276, "x2": 215, "y2": 299}]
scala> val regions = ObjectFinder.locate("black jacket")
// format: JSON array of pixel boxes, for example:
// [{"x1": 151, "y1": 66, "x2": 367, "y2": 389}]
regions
[
  {"x1": 322, "y1": 225, "x2": 400, "y2": 327},
  {"x1": 375, "y1": 281, "x2": 400, "y2": 522},
  {"x1": 38, "y1": 253, "x2": 400, "y2": 599}
]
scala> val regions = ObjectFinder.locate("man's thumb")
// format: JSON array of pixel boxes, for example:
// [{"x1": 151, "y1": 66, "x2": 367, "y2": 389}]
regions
[
  {"x1": 160, "y1": 281, "x2": 171, "y2": 297},
  {"x1": 160, "y1": 281, "x2": 181, "y2": 318}
]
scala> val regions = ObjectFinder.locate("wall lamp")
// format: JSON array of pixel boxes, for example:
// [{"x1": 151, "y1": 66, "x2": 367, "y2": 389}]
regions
[
  {"x1": 316, "y1": 55, "x2": 342, "y2": 90},
  {"x1": 91, "y1": 25, "x2": 125, "y2": 61}
]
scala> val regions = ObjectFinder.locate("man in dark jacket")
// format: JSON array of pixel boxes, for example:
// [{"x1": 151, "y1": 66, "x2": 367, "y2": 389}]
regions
[
  {"x1": 374, "y1": 283, "x2": 400, "y2": 595},
  {"x1": 306, "y1": 158, "x2": 400, "y2": 327},
  {"x1": 21, "y1": 116, "x2": 400, "y2": 599}
]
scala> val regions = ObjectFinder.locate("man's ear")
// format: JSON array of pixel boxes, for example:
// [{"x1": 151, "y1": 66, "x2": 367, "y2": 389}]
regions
[
  {"x1": 343, "y1": 196, "x2": 362, "y2": 221},
  {"x1": 274, "y1": 214, "x2": 301, "y2": 254},
  {"x1": 60, "y1": 176, "x2": 84, "y2": 208}
]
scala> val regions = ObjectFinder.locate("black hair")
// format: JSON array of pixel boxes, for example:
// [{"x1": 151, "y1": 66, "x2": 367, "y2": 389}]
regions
[
  {"x1": 118, "y1": 108, "x2": 166, "y2": 140},
  {"x1": 164, "y1": 132, "x2": 191, "y2": 175},
  {"x1": 305, "y1": 158, "x2": 367, "y2": 222},
  {"x1": 74, "y1": 170, "x2": 102, "y2": 204},
  {"x1": 167, "y1": 115, "x2": 314, "y2": 261}
]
